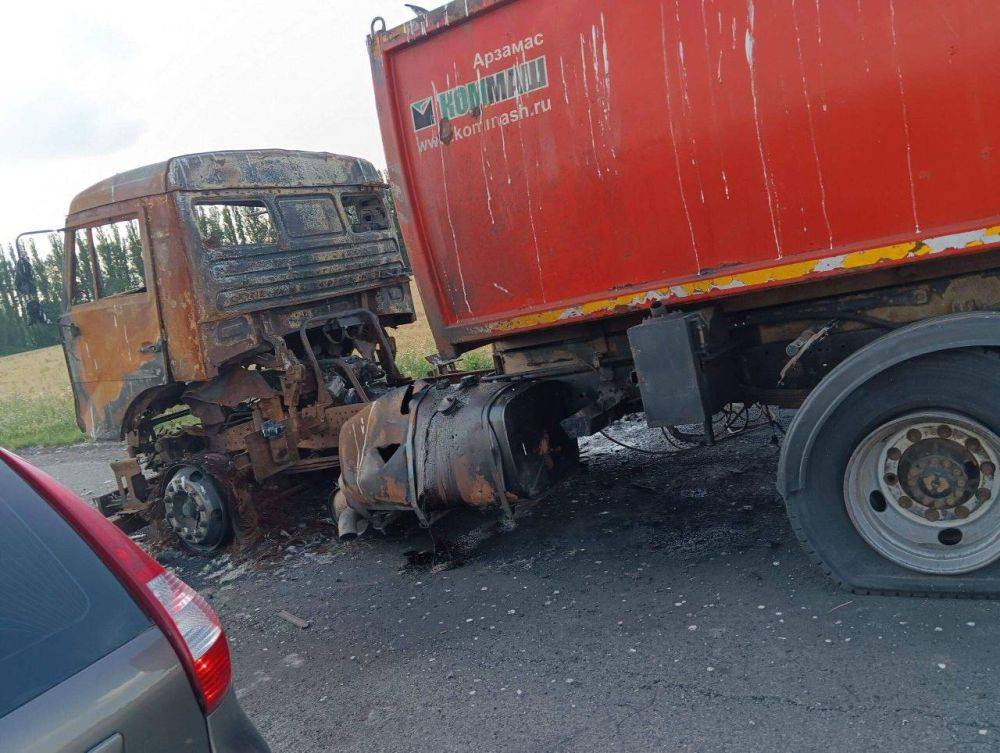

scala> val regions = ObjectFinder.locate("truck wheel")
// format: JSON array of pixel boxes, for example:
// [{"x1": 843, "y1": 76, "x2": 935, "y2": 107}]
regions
[
  {"x1": 163, "y1": 465, "x2": 234, "y2": 555},
  {"x1": 784, "y1": 350, "x2": 1000, "y2": 596}
]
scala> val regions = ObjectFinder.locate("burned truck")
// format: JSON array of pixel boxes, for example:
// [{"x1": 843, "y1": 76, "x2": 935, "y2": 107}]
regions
[
  {"x1": 55, "y1": 150, "x2": 414, "y2": 552},
  {"x1": 349, "y1": 1, "x2": 1000, "y2": 597}
]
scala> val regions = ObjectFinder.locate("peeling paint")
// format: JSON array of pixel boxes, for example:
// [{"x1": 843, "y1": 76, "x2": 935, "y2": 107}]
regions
[{"x1": 486, "y1": 224, "x2": 1000, "y2": 334}]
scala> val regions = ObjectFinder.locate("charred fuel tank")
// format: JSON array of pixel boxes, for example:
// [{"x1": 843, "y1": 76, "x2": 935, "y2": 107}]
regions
[{"x1": 336, "y1": 376, "x2": 579, "y2": 532}]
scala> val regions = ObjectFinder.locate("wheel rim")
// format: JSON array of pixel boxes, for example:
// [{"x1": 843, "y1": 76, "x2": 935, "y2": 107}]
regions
[
  {"x1": 163, "y1": 466, "x2": 228, "y2": 550},
  {"x1": 844, "y1": 411, "x2": 1000, "y2": 574}
]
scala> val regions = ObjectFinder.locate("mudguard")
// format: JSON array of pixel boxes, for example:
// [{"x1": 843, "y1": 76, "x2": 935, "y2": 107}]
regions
[{"x1": 778, "y1": 311, "x2": 1000, "y2": 497}]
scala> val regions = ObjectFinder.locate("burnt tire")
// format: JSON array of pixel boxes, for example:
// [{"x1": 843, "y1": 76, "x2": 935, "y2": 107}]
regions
[{"x1": 783, "y1": 350, "x2": 1000, "y2": 597}]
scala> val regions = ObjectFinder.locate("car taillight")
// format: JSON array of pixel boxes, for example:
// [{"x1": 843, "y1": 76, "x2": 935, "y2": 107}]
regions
[{"x1": 0, "y1": 448, "x2": 232, "y2": 713}]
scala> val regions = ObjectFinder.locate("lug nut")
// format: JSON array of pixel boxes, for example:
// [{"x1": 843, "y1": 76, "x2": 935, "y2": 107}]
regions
[
  {"x1": 884, "y1": 472, "x2": 898, "y2": 485},
  {"x1": 982, "y1": 462, "x2": 995, "y2": 477},
  {"x1": 937, "y1": 424, "x2": 953, "y2": 439},
  {"x1": 907, "y1": 429, "x2": 923, "y2": 443},
  {"x1": 966, "y1": 438, "x2": 982, "y2": 453},
  {"x1": 977, "y1": 487, "x2": 991, "y2": 502},
  {"x1": 925, "y1": 508, "x2": 941, "y2": 521},
  {"x1": 898, "y1": 496, "x2": 913, "y2": 509},
  {"x1": 887, "y1": 448, "x2": 902, "y2": 462},
  {"x1": 955, "y1": 506, "x2": 970, "y2": 519}
]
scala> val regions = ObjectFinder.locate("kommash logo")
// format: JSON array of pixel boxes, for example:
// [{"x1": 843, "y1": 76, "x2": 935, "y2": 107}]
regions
[{"x1": 409, "y1": 55, "x2": 549, "y2": 132}]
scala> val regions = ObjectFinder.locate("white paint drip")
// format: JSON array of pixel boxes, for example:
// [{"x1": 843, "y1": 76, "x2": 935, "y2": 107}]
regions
[
  {"x1": 722, "y1": 169, "x2": 730, "y2": 199},
  {"x1": 480, "y1": 143, "x2": 495, "y2": 225},
  {"x1": 888, "y1": 0, "x2": 921, "y2": 232},
  {"x1": 659, "y1": 3, "x2": 699, "y2": 264},
  {"x1": 580, "y1": 34, "x2": 602, "y2": 177},
  {"x1": 675, "y1": 0, "x2": 705, "y2": 209},
  {"x1": 493, "y1": 282, "x2": 511, "y2": 295},
  {"x1": 522, "y1": 163, "x2": 546, "y2": 301},
  {"x1": 559, "y1": 56, "x2": 570, "y2": 105},
  {"x1": 600, "y1": 12, "x2": 611, "y2": 98},
  {"x1": 745, "y1": 1, "x2": 783, "y2": 257},
  {"x1": 432, "y1": 81, "x2": 471, "y2": 313},
  {"x1": 509, "y1": 55, "x2": 547, "y2": 301},
  {"x1": 791, "y1": 0, "x2": 834, "y2": 249},
  {"x1": 499, "y1": 126, "x2": 511, "y2": 184}
]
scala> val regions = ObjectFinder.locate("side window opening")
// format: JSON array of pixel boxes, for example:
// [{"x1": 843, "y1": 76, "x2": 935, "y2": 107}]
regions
[
  {"x1": 193, "y1": 201, "x2": 277, "y2": 249},
  {"x1": 341, "y1": 194, "x2": 389, "y2": 233},
  {"x1": 94, "y1": 218, "x2": 145, "y2": 297},
  {"x1": 70, "y1": 229, "x2": 96, "y2": 305}
]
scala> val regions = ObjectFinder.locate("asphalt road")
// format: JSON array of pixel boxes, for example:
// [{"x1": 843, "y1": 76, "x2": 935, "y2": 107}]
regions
[{"x1": 23, "y1": 417, "x2": 1000, "y2": 752}]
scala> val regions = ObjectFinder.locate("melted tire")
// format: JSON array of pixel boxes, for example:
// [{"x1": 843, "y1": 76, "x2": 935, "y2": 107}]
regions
[{"x1": 783, "y1": 350, "x2": 1000, "y2": 598}]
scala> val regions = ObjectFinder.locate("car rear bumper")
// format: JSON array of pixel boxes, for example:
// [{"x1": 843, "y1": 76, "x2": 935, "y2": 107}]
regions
[{"x1": 206, "y1": 690, "x2": 271, "y2": 753}]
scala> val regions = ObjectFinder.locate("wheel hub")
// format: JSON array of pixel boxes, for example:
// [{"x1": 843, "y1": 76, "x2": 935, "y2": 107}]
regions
[
  {"x1": 883, "y1": 425, "x2": 994, "y2": 523},
  {"x1": 844, "y1": 411, "x2": 1000, "y2": 574},
  {"x1": 163, "y1": 466, "x2": 229, "y2": 551}
]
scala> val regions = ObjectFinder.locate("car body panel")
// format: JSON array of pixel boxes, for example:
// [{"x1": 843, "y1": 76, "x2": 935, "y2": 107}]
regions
[{"x1": 0, "y1": 628, "x2": 210, "y2": 753}]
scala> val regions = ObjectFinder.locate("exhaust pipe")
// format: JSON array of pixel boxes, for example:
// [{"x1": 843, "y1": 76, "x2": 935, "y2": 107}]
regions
[{"x1": 333, "y1": 489, "x2": 369, "y2": 541}]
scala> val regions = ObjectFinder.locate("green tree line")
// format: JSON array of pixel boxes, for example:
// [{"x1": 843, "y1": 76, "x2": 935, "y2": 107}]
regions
[{"x1": 0, "y1": 235, "x2": 65, "y2": 356}]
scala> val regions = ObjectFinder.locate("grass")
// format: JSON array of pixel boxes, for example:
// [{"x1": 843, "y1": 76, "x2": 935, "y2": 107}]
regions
[
  {"x1": 388, "y1": 293, "x2": 492, "y2": 377},
  {"x1": 0, "y1": 293, "x2": 491, "y2": 450},
  {"x1": 0, "y1": 345, "x2": 86, "y2": 449}
]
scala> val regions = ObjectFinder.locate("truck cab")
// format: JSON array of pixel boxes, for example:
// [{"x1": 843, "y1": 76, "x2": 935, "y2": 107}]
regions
[
  {"x1": 58, "y1": 150, "x2": 415, "y2": 552},
  {"x1": 61, "y1": 149, "x2": 413, "y2": 441}
]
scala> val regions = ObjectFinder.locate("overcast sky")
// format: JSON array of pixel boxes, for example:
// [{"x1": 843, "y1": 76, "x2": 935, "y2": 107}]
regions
[{"x1": 0, "y1": 0, "x2": 420, "y2": 248}]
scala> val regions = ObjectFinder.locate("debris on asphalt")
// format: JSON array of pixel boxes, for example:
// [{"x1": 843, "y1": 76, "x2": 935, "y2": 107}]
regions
[{"x1": 278, "y1": 610, "x2": 311, "y2": 629}]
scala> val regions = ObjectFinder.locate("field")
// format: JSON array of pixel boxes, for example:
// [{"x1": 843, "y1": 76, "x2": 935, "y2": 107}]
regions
[
  {"x1": 0, "y1": 345, "x2": 84, "y2": 449},
  {"x1": 0, "y1": 295, "x2": 488, "y2": 450}
]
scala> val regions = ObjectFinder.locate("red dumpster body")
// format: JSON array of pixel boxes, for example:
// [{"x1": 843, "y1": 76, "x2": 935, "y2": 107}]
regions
[{"x1": 370, "y1": 0, "x2": 1000, "y2": 356}]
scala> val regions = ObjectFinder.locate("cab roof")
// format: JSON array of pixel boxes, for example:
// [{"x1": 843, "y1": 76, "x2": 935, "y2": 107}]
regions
[{"x1": 68, "y1": 149, "x2": 383, "y2": 215}]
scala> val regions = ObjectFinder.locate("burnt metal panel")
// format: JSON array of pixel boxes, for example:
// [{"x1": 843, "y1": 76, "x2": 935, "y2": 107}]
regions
[
  {"x1": 338, "y1": 378, "x2": 579, "y2": 519},
  {"x1": 69, "y1": 150, "x2": 383, "y2": 215},
  {"x1": 176, "y1": 190, "x2": 409, "y2": 318}
]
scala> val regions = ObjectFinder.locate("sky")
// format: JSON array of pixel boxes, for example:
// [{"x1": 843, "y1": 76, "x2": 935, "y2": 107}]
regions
[{"x1": 0, "y1": 0, "x2": 420, "y2": 250}]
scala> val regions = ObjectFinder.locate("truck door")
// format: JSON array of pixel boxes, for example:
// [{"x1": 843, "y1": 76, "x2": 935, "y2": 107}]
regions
[{"x1": 60, "y1": 210, "x2": 169, "y2": 440}]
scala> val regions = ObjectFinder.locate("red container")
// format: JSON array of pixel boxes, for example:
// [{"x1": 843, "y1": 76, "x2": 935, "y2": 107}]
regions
[{"x1": 370, "y1": 0, "x2": 1000, "y2": 356}]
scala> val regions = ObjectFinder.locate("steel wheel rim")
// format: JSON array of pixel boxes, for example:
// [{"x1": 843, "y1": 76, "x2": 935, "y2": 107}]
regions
[
  {"x1": 844, "y1": 410, "x2": 1000, "y2": 574},
  {"x1": 164, "y1": 466, "x2": 228, "y2": 549}
]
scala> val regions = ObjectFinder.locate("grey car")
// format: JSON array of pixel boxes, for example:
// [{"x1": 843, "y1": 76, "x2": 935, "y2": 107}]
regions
[{"x1": 0, "y1": 448, "x2": 271, "y2": 753}]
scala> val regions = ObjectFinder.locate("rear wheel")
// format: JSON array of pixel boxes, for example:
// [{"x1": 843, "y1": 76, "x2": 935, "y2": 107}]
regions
[
  {"x1": 163, "y1": 465, "x2": 233, "y2": 555},
  {"x1": 785, "y1": 350, "x2": 1000, "y2": 596}
]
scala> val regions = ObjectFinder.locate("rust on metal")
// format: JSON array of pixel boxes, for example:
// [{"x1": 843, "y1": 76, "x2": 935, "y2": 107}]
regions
[
  {"x1": 337, "y1": 376, "x2": 579, "y2": 527},
  {"x1": 55, "y1": 150, "x2": 417, "y2": 550}
]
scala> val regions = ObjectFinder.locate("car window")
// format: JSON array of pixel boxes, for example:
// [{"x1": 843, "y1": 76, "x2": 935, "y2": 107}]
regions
[
  {"x1": 193, "y1": 201, "x2": 277, "y2": 249},
  {"x1": 340, "y1": 194, "x2": 390, "y2": 233},
  {"x1": 0, "y1": 462, "x2": 151, "y2": 717},
  {"x1": 276, "y1": 195, "x2": 345, "y2": 238},
  {"x1": 93, "y1": 218, "x2": 146, "y2": 297},
  {"x1": 70, "y1": 229, "x2": 96, "y2": 305}
]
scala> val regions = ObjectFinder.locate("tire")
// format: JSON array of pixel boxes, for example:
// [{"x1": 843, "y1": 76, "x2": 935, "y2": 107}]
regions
[{"x1": 783, "y1": 350, "x2": 1000, "y2": 597}]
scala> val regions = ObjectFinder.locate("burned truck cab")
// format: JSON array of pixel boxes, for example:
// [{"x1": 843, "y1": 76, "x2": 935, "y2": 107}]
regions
[{"x1": 61, "y1": 150, "x2": 414, "y2": 551}]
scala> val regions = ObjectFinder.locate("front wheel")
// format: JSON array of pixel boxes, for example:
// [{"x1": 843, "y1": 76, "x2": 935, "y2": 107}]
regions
[
  {"x1": 784, "y1": 350, "x2": 1000, "y2": 596},
  {"x1": 163, "y1": 465, "x2": 234, "y2": 555}
]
